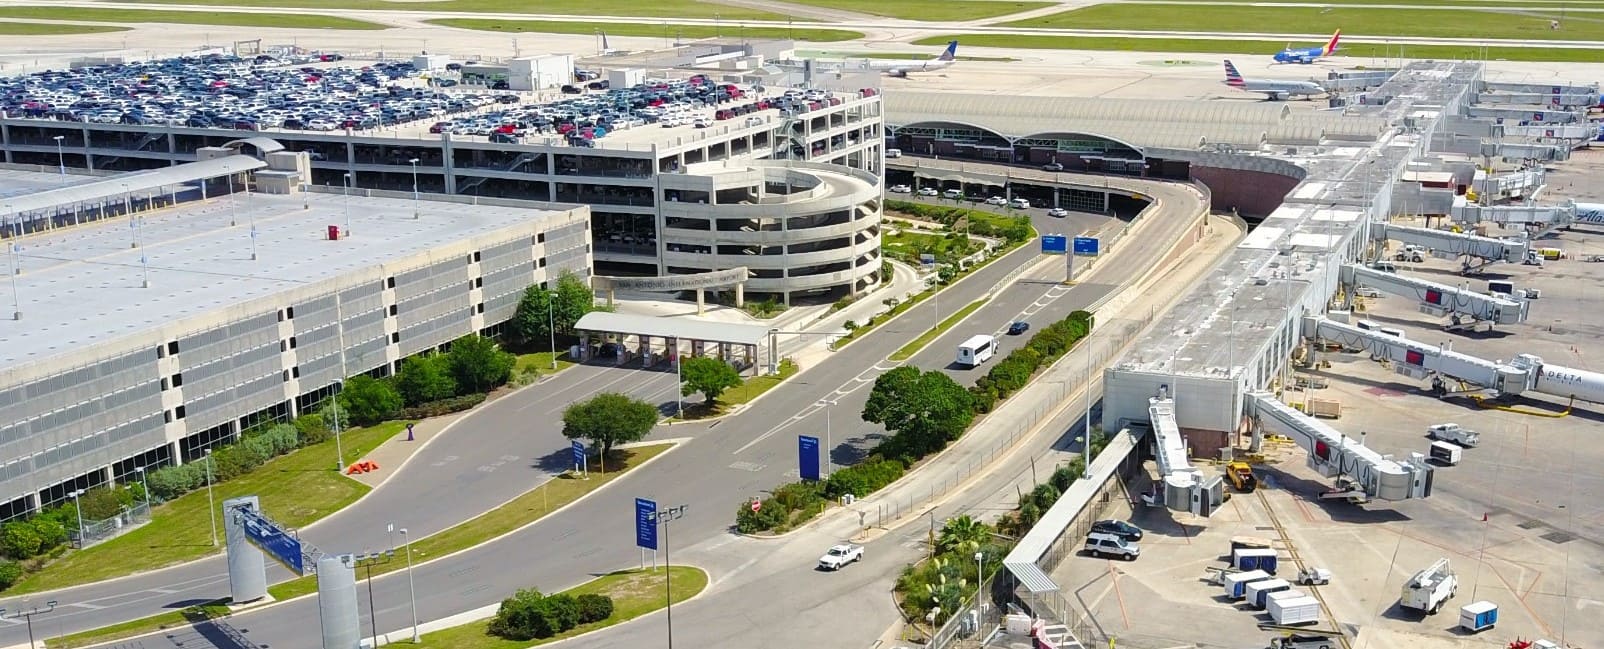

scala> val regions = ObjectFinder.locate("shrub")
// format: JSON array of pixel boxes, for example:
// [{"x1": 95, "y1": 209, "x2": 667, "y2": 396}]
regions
[
  {"x1": 398, "y1": 393, "x2": 487, "y2": 420},
  {"x1": 76, "y1": 487, "x2": 125, "y2": 520},
  {"x1": 823, "y1": 457, "x2": 906, "y2": 500},
  {"x1": 575, "y1": 593, "x2": 614, "y2": 624},
  {"x1": 541, "y1": 593, "x2": 581, "y2": 635},
  {"x1": 0, "y1": 559, "x2": 20, "y2": 589},
  {"x1": 339, "y1": 375, "x2": 404, "y2": 426},
  {"x1": 736, "y1": 480, "x2": 825, "y2": 534},
  {"x1": 0, "y1": 521, "x2": 42, "y2": 559},
  {"x1": 488, "y1": 588, "x2": 546, "y2": 641},
  {"x1": 146, "y1": 463, "x2": 206, "y2": 501},
  {"x1": 30, "y1": 517, "x2": 67, "y2": 551},
  {"x1": 294, "y1": 413, "x2": 331, "y2": 445}
]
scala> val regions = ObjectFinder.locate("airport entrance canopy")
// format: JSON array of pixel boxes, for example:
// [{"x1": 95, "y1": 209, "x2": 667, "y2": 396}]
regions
[
  {"x1": 574, "y1": 311, "x2": 770, "y2": 347},
  {"x1": 2, "y1": 155, "x2": 266, "y2": 217}
]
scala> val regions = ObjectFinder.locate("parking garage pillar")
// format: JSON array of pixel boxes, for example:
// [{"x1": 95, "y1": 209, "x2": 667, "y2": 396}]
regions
[
  {"x1": 696, "y1": 288, "x2": 705, "y2": 315},
  {"x1": 1103, "y1": 191, "x2": 1111, "y2": 213},
  {"x1": 735, "y1": 282, "x2": 745, "y2": 308}
]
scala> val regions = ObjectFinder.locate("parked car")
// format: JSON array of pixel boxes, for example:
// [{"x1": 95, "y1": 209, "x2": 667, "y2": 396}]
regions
[
  {"x1": 1010, "y1": 198, "x2": 1031, "y2": 209},
  {"x1": 1007, "y1": 321, "x2": 1030, "y2": 335},
  {"x1": 1042, "y1": 161, "x2": 1065, "y2": 171},
  {"x1": 1047, "y1": 207, "x2": 1069, "y2": 218},
  {"x1": 1084, "y1": 532, "x2": 1140, "y2": 560},
  {"x1": 889, "y1": 184, "x2": 912, "y2": 193},
  {"x1": 918, "y1": 187, "x2": 939, "y2": 197},
  {"x1": 1090, "y1": 519, "x2": 1143, "y2": 542}
]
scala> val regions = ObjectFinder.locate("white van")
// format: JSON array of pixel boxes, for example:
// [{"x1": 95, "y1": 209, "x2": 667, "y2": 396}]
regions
[
  {"x1": 956, "y1": 334, "x2": 996, "y2": 367},
  {"x1": 885, "y1": 148, "x2": 902, "y2": 158}
]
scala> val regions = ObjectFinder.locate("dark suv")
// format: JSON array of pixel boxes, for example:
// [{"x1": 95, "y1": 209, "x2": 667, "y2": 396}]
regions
[{"x1": 1090, "y1": 519, "x2": 1142, "y2": 541}]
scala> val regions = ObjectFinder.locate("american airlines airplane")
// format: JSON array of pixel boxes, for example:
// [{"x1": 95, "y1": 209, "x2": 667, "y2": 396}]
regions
[
  {"x1": 1223, "y1": 60, "x2": 1327, "y2": 101},
  {"x1": 868, "y1": 41, "x2": 959, "y2": 77}
]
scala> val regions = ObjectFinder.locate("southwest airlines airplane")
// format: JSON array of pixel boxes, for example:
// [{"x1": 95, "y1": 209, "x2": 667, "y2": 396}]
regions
[
  {"x1": 1223, "y1": 60, "x2": 1326, "y2": 101},
  {"x1": 1274, "y1": 30, "x2": 1341, "y2": 64}
]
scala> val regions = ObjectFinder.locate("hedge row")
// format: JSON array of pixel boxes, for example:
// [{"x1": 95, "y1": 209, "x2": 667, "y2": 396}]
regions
[
  {"x1": 970, "y1": 310, "x2": 1094, "y2": 413},
  {"x1": 823, "y1": 456, "x2": 907, "y2": 500},
  {"x1": 489, "y1": 588, "x2": 613, "y2": 641},
  {"x1": 735, "y1": 481, "x2": 826, "y2": 534},
  {"x1": 145, "y1": 424, "x2": 301, "y2": 501},
  {"x1": 398, "y1": 393, "x2": 487, "y2": 420}
]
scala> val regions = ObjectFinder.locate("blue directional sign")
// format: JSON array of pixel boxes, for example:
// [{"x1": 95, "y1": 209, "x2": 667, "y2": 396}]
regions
[
  {"x1": 237, "y1": 508, "x2": 306, "y2": 575},
  {"x1": 635, "y1": 498, "x2": 658, "y2": 550},
  {"x1": 1073, "y1": 236, "x2": 1100, "y2": 256},
  {"x1": 1041, "y1": 235, "x2": 1068, "y2": 255},
  {"x1": 571, "y1": 440, "x2": 586, "y2": 470},
  {"x1": 798, "y1": 435, "x2": 821, "y2": 481}
]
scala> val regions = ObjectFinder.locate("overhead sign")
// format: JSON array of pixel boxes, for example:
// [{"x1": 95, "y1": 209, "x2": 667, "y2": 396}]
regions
[
  {"x1": 635, "y1": 498, "x2": 658, "y2": 550},
  {"x1": 571, "y1": 440, "x2": 586, "y2": 471},
  {"x1": 236, "y1": 507, "x2": 306, "y2": 575},
  {"x1": 798, "y1": 435, "x2": 821, "y2": 481},
  {"x1": 1041, "y1": 235, "x2": 1068, "y2": 255},
  {"x1": 1073, "y1": 236, "x2": 1100, "y2": 256}
]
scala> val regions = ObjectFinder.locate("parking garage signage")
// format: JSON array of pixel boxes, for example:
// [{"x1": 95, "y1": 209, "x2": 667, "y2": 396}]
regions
[
  {"x1": 635, "y1": 498, "x2": 658, "y2": 550},
  {"x1": 235, "y1": 507, "x2": 306, "y2": 575},
  {"x1": 1073, "y1": 236, "x2": 1100, "y2": 256},
  {"x1": 1041, "y1": 235, "x2": 1068, "y2": 255}
]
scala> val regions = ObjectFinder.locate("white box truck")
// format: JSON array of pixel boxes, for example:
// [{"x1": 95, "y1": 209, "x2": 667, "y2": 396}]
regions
[
  {"x1": 1401, "y1": 558, "x2": 1458, "y2": 614},
  {"x1": 956, "y1": 334, "x2": 997, "y2": 367}
]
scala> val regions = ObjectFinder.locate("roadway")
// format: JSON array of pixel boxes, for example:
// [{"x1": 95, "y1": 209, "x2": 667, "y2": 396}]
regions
[{"x1": 20, "y1": 169, "x2": 1200, "y2": 649}]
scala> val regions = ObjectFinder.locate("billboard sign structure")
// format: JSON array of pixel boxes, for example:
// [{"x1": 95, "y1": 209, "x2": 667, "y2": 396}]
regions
[
  {"x1": 1041, "y1": 235, "x2": 1068, "y2": 255},
  {"x1": 635, "y1": 498, "x2": 658, "y2": 550},
  {"x1": 1073, "y1": 236, "x2": 1100, "y2": 256},
  {"x1": 236, "y1": 507, "x2": 306, "y2": 575},
  {"x1": 798, "y1": 435, "x2": 821, "y2": 481}
]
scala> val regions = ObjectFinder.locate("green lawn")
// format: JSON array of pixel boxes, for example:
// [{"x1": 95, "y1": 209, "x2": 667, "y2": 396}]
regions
[
  {"x1": 0, "y1": 6, "x2": 387, "y2": 29},
  {"x1": 783, "y1": 0, "x2": 1054, "y2": 21},
  {"x1": 51, "y1": 443, "x2": 673, "y2": 648},
  {"x1": 514, "y1": 350, "x2": 575, "y2": 376},
  {"x1": 911, "y1": 33, "x2": 1604, "y2": 63},
  {"x1": 1001, "y1": 4, "x2": 1604, "y2": 41},
  {"x1": 1154, "y1": 0, "x2": 1604, "y2": 4},
  {"x1": 883, "y1": 230, "x2": 982, "y2": 265},
  {"x1": 890, "y1": 299, "x2": 987, "y2": 361},
  {"x1": 429, "y1": 18, "x2": 864, "y2": 42},
  {"x1": 10, "y1": 422, "x2": 406, "y2": 595},
  {"x1": 0, "y1": 20, "x2": 129, "y2": 34},
  {"x1": 413, "y1": 567, "x2": 708, "y2": 648},
  {"x1": 127, "y1": 0, "x2": 787, "y2": 20},
  {"x1": 672, "y1": 358, "x2": 798, "y2": 420}
]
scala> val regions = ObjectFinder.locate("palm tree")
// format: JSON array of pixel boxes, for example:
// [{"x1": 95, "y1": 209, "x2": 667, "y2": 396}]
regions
[{"x1": 937, "y1": 515, "x2": 990, "y2": 556}]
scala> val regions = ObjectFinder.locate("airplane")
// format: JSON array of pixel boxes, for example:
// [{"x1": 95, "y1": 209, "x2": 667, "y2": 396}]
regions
[
  {"x1": 1274, "y1": 30, "x2": 1341, "y2": 64},
  {"x1": 866, "y1": 40, "x2": 959, "y2": 77},
  {"x1": 1223, "y1": 60, "x2": 1326, "y2": 101}
]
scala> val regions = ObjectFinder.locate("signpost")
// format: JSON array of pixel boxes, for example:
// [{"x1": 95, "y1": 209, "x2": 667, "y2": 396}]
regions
[
  {"x1": 1073, "y1": 236, "x2": 1100, "y2": 256},
  {"x1": 571, "y1": 440, "x2": 587, "y2": 477},
  {"x1": 798, "y1": 435, "x2": 821, "y2": 481},
  {"x1": 1041, "y1": 234, "x2": 1071, "y2": 282},
  {"x1": 236, "y1": 507, "x2": 306, "y2": 575}
]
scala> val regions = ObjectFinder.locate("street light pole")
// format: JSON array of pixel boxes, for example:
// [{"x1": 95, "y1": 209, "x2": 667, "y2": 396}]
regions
[
  {"x1": 824, "y1": 399, "x2": 834, "y2": 478},
  {"x1": 51, "y1": 135, "x2": 65, "y2": 182},
  {"x1": 653, "y1": 504, "x2": 688, "y2": 649},
  {"x1": 0, "y1": 600, "x2": 58, "y2": 649},
  {"x1": 398, "y1": 527, "x2": 420, "y2": 642},
  {"x1": 68, "y1": 490, "x2": 84, "y2": 549},
  {"x1": 975, "y1": 551, "x2": 985, "y2": 618},
  {"x1": 204, "y1": 448, "x2": 217, "y2": 546},
  {"x1": 342, "y1": 172, "x2": 352, "y2": 235},
  {"x1": 408, "y1": 158, "x2": 421, "y2": 219},
  {"x1": 134, "y1": 466, "x2": 150, "y2": 513},
  {"x1": 547, "y1": 292, "x2": 557, "y2": 370}
]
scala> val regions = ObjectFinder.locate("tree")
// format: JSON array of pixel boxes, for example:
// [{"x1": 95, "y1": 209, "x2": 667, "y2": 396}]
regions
[
  {"x1": 395, "y1": 354, "x2": 458, "y2": 406},
  {"x1": 680, "y1": 356, "x2": 743, "y2": 406},
  {"x1": 862, "y1": 367, "x2": 976, "y2": 459},
  {"x1": 446, "y1": 334, "x2": 516, "y2": 393},
  {"x1": 937, "y1": 515, "x2": 991, "y2": 556},
  {"x1": 338, "y1": 376, "x2": 403, "y2": 426},
  {"x1": 562, "y1": 392, "x2": 658, "y2": 457},
  {"x1": 510, "y1": 271, "x2": 596, "y2": 347}
]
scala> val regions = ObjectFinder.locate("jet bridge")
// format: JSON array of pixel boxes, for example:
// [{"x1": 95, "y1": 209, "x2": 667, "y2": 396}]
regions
[
  {"x1": 1245, "y1": 392, "x2": 1433, "y2": 502},
  {"x1": 1472, "y1": 168, "x2": 1545, "y2": 203},
  {"x1": 1149, "y1": 395, "x2": 1224, "y2": 517},
  {"x1": 1450, "y1": 199, "x2": 1575, "y2": 237},
  {"x1": 1374, "y1": 222, "x2": 1529, "y2": 270},
  {"x1": 1341, "y1": 263, "x2": 1527, "y2": 330},
  {"x1": 1301, "y1": 316, "x2": 1527, "y2": 395}
]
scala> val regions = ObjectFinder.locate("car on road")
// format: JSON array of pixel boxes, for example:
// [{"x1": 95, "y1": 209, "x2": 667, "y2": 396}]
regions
[
  {"x1": 1042, "y1": 162, "x2": 1065, "y2": 171},
  {"x1": 818, "y1": 543, "x2": 864, "y2": 570},
  {"x1": 1010, "y1": 198, "x2": 1031, "y2": 209},
  {"x1": 984, "y1": 196, "x2": 1009, "y2": 206},
  {"x1": 918, "y1": 187, "x2": 939, "y2": 197},
  {"x1": 1047, "y1": 207, "x2": 1069, "y2": 218},
  {"x1": 1090, "y1": 519, "x2": 1143, "y2": 541},
  {"x1": 1084, "y1": 532, "x2": 1139, "y2": 560},
  {"x1": 889, "y1": 184, "x2": 912, "y2": 193},
  {"x1": 942, "y1": 189, "x2": 964, "y2": 200},
  {"x1": 1007, "y1": 321, "x2": 1030, "y2": 335}
]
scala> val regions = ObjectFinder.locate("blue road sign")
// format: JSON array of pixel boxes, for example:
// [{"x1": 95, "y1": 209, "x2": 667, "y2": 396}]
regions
[
  {"x1": 1041, "y1": 235, "x2": 1068, "y2": 255},
  {"x1": 1073, "y1": 236, "x2": 1100, "y2": 256},
  {"x1": 635, "y1": 498, "x2": 658, "y2": 550},
  {"x1": 571, "y1": 440, "x2": 586, "y2": 469},
  {"x1": 237, "y1": 508, "x2": 306, "y2": 575},
  {"x1": 798, "y1": 435, "x2": 821, "y2": 481},
  {"x1": 919, "y1": 253, "x2": 936, "y2": 267}
]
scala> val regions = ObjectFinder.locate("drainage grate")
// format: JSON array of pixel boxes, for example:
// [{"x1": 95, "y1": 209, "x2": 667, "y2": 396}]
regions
[
  {"x1": 1518, "y1": 519, "x2": 1546, "y2": 530},
  {"x1": 1542, "y1": 530, "x2": 1577, "y2": 544}
]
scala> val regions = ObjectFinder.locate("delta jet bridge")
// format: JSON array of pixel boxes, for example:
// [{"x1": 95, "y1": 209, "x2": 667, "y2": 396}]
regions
[
  {"x1": 1339, "y1": 263, "x2": 1528, "y2": 330},
  {"x1": 1373, "y1": 222, "x2": 1530, "y2": 271}
]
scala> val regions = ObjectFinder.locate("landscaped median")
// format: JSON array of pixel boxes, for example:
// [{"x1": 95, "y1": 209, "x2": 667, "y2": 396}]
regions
[
  {"x1": 910, "y1": 34, "x2": 1604, "y2": 64},
  {"x1": 670, "y1": 358, "x2": 800, "y2": 421},
  {"x1": 427, "y1": 19, "x2": 864, "y2": 43},
  {"x1": 49, "y1": 442, "x2": 675, "y2": 649},
  {"x1": 0, "y1": 6, "x2": 387, "y2": 30}
]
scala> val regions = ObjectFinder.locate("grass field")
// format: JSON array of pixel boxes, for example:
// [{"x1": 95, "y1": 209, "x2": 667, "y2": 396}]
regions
[
  {"x1": 911, "y1": 34, "x2": 1604, "y2": 63},
  {"x1": 429, "y1": 18, "x2": 863, "y2": 42},
  {"x1": 11, "y1": 421, "x2": 405, "y2": 595},
  {"x1": 1002, "y1": 4, "x2": 1604, "y2": 41},
  {"x1": 1152, "y1": 0, "x2": 1604, "y2": 5},
  {"x1": 513, "y1": 350, "x2": 575, "y2": 377},
  {"x1": 127, "y1": 0, "x2": 787, "y2": 20},
  {"x1": 0, "y1": 20, "x2": 129, "y2": 34},
  {"x1": 0, "y1": 6, "x2": 387, "y2": 29},
  {"x1": 783, "y1": 0, "x2": 1054, "y2": 21},
  {"x1": 51, "y1": 443, "x2": 673, "y2": 649},
  {"x1": 412, "y1": 567, "x2": 708, "y2": 648},
  {"x1": 890, "y1": 299, "x2": 987, "y2": 361}
]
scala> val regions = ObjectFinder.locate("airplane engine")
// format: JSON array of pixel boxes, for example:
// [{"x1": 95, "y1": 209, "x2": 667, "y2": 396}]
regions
[{"x1": 887, "y1": 69, "x2": 908, "y2": 78}]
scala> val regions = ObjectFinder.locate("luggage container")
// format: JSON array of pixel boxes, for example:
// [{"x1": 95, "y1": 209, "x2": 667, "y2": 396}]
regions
[
  {"x1": 1429, "y1": 440, "x2": 1462, "y2": 466},
  {"x1": 1264, "y1": 589, "x2": 1308, "y2": 614},
  {"x1": 1233, "y1": 547, "x2": 1279, "y2": 574},
  {"x1": 1247, "y1": 578, "x2": 1293, "y2": 609},
  {"x1": 1460, "y1": 601, "x2": 1498, "y2": 632},
  {"x1": 1222, "y1": 570, "x2": 1271, "y2": 599},
  {"x1": 1269, "y1": 595, "x2": 1322, "y2": 625}
]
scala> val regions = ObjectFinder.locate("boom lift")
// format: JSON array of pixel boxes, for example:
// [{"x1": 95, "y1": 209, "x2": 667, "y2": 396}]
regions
[{"x1": 1339, "y1": 264, "x2": 1528, "y2": 331}]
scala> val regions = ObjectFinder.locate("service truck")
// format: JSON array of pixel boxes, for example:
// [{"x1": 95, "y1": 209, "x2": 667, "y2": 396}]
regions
[
  {"x1": 818, "y1": 543, "x2": 863, "y2": 570},
  {"x1": 1427, "y1": 423, "x2": 1479, "y2": 447},
  {"x1": 1400, "y1": 558, "x2": 1458, "y2": 614}
]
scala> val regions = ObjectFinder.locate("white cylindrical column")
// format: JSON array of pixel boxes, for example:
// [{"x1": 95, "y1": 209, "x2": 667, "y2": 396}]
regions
[
  {"x1": 318, "y1": 555, "x2": 362, "y2": 649},
  {"x1": 222, "y1": 495, "x2": 268, "y2": 603}
]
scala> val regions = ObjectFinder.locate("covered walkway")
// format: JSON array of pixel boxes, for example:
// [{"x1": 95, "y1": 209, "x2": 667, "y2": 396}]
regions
[
  {"x1": 2, "y1": 155, "x2": 265, "y2": 237},
  {"x1": 573, "y1": 311, "x2": 776, "y2": 375}
]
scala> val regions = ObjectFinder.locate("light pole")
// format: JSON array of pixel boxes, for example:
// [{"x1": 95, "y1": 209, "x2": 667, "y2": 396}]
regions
[
  {"x1": 0, "y1": 600, "x2": 57, "y2": 649},
  {"x1": 133, "y1": 466, "x2": 151, "y2": 513},
  {"x1": 653, "y1": 504, "x2": 688, "y2": 649},
  {"x1": 342, "y1": 172, "x2": 352, "y2": 235},
  {"x1": 397, "y1": 527, "x2": 420, "y2": 642},
  {"x1": 68, "y1": 490, "x2": 85, "y2": 549},
  {"x1": 547, "y1": 290, "x2": 557, "y2": 369},
  {"x1": 204, "y1": 448, "x2": 218, "y2": 546},
  {"x1": 349, "y1": 550, "x2": 396, "y2": 648},
  {"x1": 408, "y1": 158, "x2": 421, "y2": 219},
  {"x1": 974, "y1": 551, "x2": 985, "y2": 618},
  {"x1": 51, "y1": 135, "x2": 65, "y2": 182},
  {"x1": 674, "y1": 345, "x2": 684, "y2": 419}
]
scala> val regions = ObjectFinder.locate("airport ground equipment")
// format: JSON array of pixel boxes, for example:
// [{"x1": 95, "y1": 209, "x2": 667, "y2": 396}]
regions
[
  {"x1": 1224, "y1": 569, "x2": 1272, "y2": 599},
  {"x1": 1401, "y1": 558, "x2": 1458, "y2": 614},
  {"x1": 1372, "y1": 222, "x2": 1530, "y2": 272},
  {"x1": 1226, "y1": 461, "x2": 1258, "y2": 492},
  {"x1": 1245, "y1": 391, "x2": 1434, "y2": 503},
  {"x1": 1339, "y1": 264, "x2": 1527, "y2": 330},
  {"x1": 1269, "y1": 595, "x2": 1322, "y2": 625},
  {"x1": 1471, "y1": 167, "x2": 1546, "y2": 203},
  {"x1": 1427, "y1": 423, "x2": 1479, "y2": 446},
  {"x1": 1148, "y1": 394, "x2": 1225, "y2": 516},
  {"x1": 1295, "y1": 567, "x2": 1332, "y2": 585}
]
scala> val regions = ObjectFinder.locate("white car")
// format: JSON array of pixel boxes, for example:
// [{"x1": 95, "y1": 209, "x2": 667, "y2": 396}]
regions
[
  {"x1": 1010, "y1": 198, "x2": 1031, "y2": 209},
  {"x1": 889, "y1": 184, "x2": 912, "y2": 193},
  {"x1": 917, "y1": 187, "x2": 939, "y2": 197},
  {"x1": 818, "y1": 543, "x2": 864, "y2": 570},
  {"x1": 985, "y1": 196, "x2": 1009, "y2": 206},
  {"x1": 1047, "y1": 207, "x2": 1069, "y2": 218},
  {"x1": 693, "y1": 117, "x2": 713, "y2": 128}
]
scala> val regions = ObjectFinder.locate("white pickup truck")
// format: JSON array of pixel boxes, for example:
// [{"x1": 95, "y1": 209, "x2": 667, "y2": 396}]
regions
[
  {"x1": 818, "y1": 543, "x2": 864, "y2": 570},
  {"x1": 1428, "y1": 423, "x2": 1479, "y2": 447}
]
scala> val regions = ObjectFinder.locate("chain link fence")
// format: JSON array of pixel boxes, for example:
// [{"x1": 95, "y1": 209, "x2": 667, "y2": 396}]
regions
[{"x1": 75, "y1": 501, "x2": 153, "y2": 549}]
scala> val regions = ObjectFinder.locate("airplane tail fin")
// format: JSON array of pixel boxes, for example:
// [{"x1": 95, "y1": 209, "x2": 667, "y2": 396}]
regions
[
  {"x1": 937, "y1": 40, "x2": 958, "y2": 62},
  {"x1": 1223, "y1": 59, "x2": 1245, "y2": 86},
  {"x1": 1324, "y1": 29, "x2": 1341, "y2": 55},
  {"x1": 602, "y1": 32, "x2": 610, "y2": 50}
]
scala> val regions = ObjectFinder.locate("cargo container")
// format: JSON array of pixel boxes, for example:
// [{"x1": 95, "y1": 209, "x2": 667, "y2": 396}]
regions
[
  {"x1": 1233, "y1": 547, "x2": 1279, "y2": 574},
  {"x1": 1460, "y1": 601, "x2": 1498, "y2": 632},
  {"x1": 1269, "y1": 595, "x2": 1322, "y2": 625},
  {"x1": 1223, "y1": 570, "x2": 1271, "y2": 599},
  {"x1": 1248, "y1": 578, "x2": 1293, "y2": 609}
]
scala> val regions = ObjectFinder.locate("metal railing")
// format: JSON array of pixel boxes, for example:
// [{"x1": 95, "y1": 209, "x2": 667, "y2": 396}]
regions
[{"x1": 74, "y1": 501, "x2": 152, "y2": 549}]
